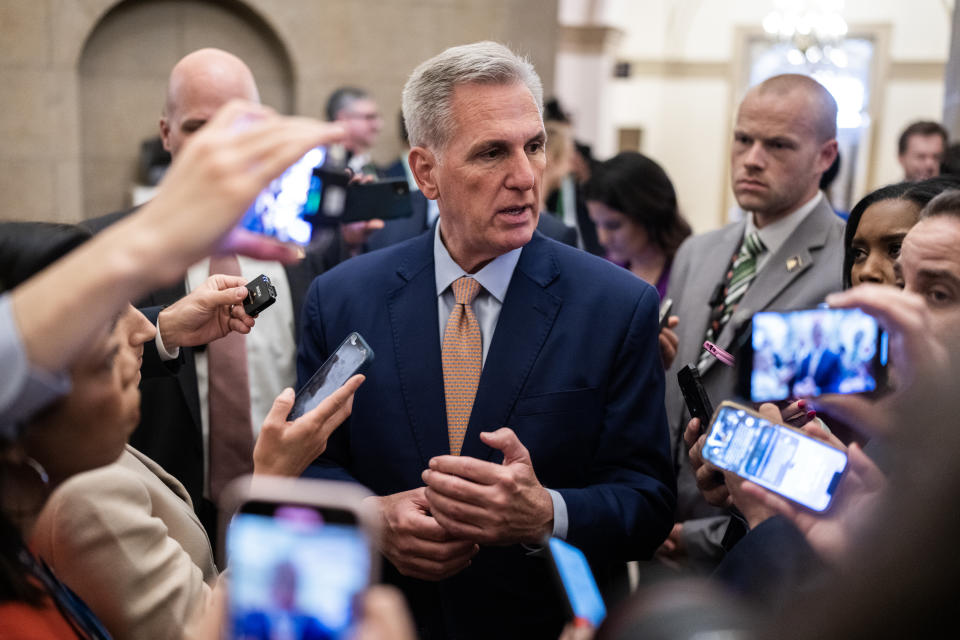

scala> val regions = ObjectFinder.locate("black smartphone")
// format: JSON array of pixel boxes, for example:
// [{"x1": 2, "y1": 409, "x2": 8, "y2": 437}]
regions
[
  {"x1": 544, "y1": 537, "x2": 606, "y2": 627},
  {"x1": 336, "y1": 178, "x2": 414, "y2": 224},
  {"x1": 289, "y1": 332, "x2": 374, "y2": 420},
  {"x1": 702, "y1": 401, "x2": 848, "y2": 512},
  {"x1": 736, "y1": 306, "x2": 888, "y2": 403},
  {"x1": 220, "y1": 477, "x2": 379, "y2": 640},
  {"x1": 677, "y1": 364, "x2": 714, "y2": 429},
  {"x1": 658, "y1": 298, "x2": 674, "y2": 331}
]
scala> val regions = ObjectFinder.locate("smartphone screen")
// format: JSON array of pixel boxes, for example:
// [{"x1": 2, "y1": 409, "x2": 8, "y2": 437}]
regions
[
  {"x1": 227, "y1": 502, "x2": 370, "y2": 639},
  {"x1": 290, "y1": 332, "x2": 374, "y2": 420},
  {"x1": 548, "y1": 537, "x2": 606, "y2": 627},
  {"x1": 658, "y1": 298, "x2": 674, "y2": 331},
  {"x1": 702, "y1": 403, "x2": 847, "y2": 511},
  {"x1": 239, "y1": 147, "x2": 330, "y2": 246},
  {"x1": 745, "y1": 307, "x2": 887, "y2": 402}
]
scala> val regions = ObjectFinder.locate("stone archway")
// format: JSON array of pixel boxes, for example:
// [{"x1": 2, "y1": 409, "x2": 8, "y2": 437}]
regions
[{"x1": 77, "y1": 0, "x2": 295, "y2": 218}]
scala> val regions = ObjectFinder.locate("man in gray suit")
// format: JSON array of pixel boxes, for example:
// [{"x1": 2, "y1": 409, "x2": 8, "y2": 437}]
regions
[{"x1": 662, "y1": 74, "x2": 845, "y2": 566}]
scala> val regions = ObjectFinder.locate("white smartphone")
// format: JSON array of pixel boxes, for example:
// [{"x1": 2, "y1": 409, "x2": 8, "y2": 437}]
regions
[
  {"x1": 701, "y1": 401, "x2": 848, "y2": 512},
  {"x1": 219, "y1": 476, "x2": 379, "y2": 639}
]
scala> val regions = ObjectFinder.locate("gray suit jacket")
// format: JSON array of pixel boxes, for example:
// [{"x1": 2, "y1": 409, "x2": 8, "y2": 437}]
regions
[{"x1": 663, "y1": 196, "x2": 845, "y2": 562}]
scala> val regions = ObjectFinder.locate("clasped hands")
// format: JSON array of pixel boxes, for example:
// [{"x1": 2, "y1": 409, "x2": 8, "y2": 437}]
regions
[{"x1": 370, "y1": 427, "x2": 554, "y2": 581}]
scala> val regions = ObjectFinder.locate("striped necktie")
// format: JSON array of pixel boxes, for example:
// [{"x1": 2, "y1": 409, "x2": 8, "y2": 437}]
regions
[
  {"x1": 442, "y1": 276, "x2": 482, "y2": 456},
  {"x1": 698, "y1": 231, "x2": 765, "y2": 372}
]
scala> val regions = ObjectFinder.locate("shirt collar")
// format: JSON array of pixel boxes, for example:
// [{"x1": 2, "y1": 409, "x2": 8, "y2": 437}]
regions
[
  {"x1": 744, "y1": 191, "x2": 823, "y2": 256},
  {"x1": 433, "y1": 221, "x2": 521, "y2": 303}
]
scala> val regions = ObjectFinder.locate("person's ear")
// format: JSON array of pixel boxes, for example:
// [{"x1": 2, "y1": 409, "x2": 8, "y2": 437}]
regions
[
  {"x1": 159, "y1": 118, "x2": 172, "y2": 153},
  {"x1": 409, "y1": 147, "x2": 439, "y2": 200},
  {"x1": 818, "y1": 139, "x2": 839, "y2": 174}
]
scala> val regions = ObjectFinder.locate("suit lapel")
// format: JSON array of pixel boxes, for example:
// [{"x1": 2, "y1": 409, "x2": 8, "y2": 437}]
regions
[
  {"x1": 705, "y1": 200, "x2": 836, "y2": 375},
  {"x1": 459, "y1": 234, "x2": 562, "y2": 460},
  {"x1": 387, "y1": 233, "x2": 448, "y2": 466},
  {"x1": 681, "y1": 222, "x2": 743, "y2": 373}
]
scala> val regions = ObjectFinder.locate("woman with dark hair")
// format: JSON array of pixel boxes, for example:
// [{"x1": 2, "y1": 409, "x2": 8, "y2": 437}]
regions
[
  {"x1": 0, "y1": 222, "x2": 115, "y2": 638},
  {"x1": 584, "y1": 152, "x2": 692, "y2": 299},
  {"x1": 843, "y1": 176, "x2": 960, "y2": 288}
]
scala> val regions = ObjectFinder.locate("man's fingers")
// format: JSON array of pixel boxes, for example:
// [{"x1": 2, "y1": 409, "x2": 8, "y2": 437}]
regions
[
  {"x1": 683, "y1": 418, "x2": 702, "y2": 450},
  {"x1": 739, "y1": 480, "x2": 797, "y2": 521},
  {"x1": 394, "y1": 532, "x2": 478, "y2": 561},
  {"x1": 478, "y1": 427, "x2": 530, "y2": 465},
  {"x1": 847, "y1": 443, "x2": 886, "y2": 489},
  {"x1": 430, "y1": 507, "x2": 489, "y2": 542},
  {"x1": 428, "y1": 455, "x2": 503, "y2": 485},
  {"x1": 401, "y1": 506, "x2": 455, "y2": 543},
  {"x1": 810, "y1": 393, "x2": 887, "y2": 436},
  {"x1": 204, "y1": 285, "x2": 249, "y2": 309},
  {"x1": 422, "y1": 469, "x2": 493, "y2": 508},
  {"x1": 226, "y1": 317, "x2": 253, "y2": 335},
  {"x1": 206, "y1": 274, "x2": 249, "y2": 290},
  {"x1": 263, "y1": 388, "x2": 295, "y2": 427},
  {"x1": 800, "y1": 421, "x2": 846, "y2": 450},
  {"x1": 219, "y1": 229, "x2": 304, "y2": 263},
  {"x1": 825, "y1": 285, "x2": 925, "y2": 337},
  {"x1": 424, "y1": 486, "x2": 493, "y2": 526},
  {"x1": 394, "y1": 549, "x2": 475, "y2": 581}
]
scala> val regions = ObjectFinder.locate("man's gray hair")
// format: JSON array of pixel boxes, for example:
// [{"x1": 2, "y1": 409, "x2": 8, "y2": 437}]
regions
[{"x1": 401, "y1": 41, "x2": 543, "y2": 152}]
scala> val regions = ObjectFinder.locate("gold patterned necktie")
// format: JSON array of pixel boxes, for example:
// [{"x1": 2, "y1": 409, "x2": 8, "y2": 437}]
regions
[{"x1": 442, "y1": 276, "x2": 483, "y2": 456}]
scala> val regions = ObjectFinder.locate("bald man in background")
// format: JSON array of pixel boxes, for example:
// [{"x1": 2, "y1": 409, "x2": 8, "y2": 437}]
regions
[
  {"x1": 84, "y1": 49, "x2": 330, "y2": 536},
  {"x1": 662, "y1": 74, "x2": 845, "y2": 567}
]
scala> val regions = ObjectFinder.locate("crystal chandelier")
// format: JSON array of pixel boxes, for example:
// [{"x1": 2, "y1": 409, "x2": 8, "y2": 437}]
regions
[{"x1": 762, "y1": 0, "x2": 849, "y2": 67}]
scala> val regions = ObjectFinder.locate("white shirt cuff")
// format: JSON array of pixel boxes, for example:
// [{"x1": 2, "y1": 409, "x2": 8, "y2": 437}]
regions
[
  {"x1": 154, "y1": 314, "x2": 180, "y2": 361},
  {"x1": 547, "y1": 488, "x2": 568, "y2": 540}
]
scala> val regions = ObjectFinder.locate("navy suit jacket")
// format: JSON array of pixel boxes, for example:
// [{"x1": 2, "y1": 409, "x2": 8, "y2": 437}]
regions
[
  {"x1": 297, "y1": 229, "x2": 675, "y2": 639},
  {"x1": 794, "y1": 348, "x2": 844, "y2": 394}
]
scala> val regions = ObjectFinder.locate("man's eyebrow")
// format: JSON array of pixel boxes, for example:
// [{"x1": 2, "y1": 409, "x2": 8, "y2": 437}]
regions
[
  {"x1": 915, "y1": 268, "x2": 960, "y2": 285},
  {"x1": 181, "y1": 118, "x2": 207, "y2": 130}
]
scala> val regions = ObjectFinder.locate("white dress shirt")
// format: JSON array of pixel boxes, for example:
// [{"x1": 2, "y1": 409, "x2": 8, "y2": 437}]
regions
[{"x1": 186, "y1": 257, "x2": 297, "y2": 490}]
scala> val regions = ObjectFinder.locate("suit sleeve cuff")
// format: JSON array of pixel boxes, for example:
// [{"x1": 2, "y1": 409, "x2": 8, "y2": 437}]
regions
[
  {"x1": 154, "y1": 314, "x2": 180, "y2": 361},
  {"x1": 547, "y1": 488, "x2": 568, "y2": 539}
]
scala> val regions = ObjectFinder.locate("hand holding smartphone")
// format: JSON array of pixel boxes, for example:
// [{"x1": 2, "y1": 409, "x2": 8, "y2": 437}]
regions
[
  {"x1": 290, "y1": 332, "x2": 374, "y2": 420},
  {"x1": 701, "y1": 401, "x2": 847, "y2": 511},
  {"x1": 220, "y1": 477, "x2": 379, "y2": 640},
  {"x1": 237, "y1": 146, "x2": 414, "y2": 247},
  {"x1": 545, "y1": 537, "x2": 606, "y2": 628},
  {"x1": 737, "y1": 306, "x2": 888, "y2": 402}
]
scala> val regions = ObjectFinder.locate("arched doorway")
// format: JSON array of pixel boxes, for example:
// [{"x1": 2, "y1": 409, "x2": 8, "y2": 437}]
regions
[{"x1": 78, "y1": 0, "x2": 294, "y2": 218}]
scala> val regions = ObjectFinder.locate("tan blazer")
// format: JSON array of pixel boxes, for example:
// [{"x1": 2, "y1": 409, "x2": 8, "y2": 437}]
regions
[{"x1": 31, "y1": 445, "x2": 217, "y2": 640}]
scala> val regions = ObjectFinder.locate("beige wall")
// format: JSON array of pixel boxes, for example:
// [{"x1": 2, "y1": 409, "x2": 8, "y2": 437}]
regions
[
  {"x1": 0, "y1": 0, "x2": 558, "y2": 223},
  {"x1": 556, "y1": 0, "x2": 952, "y2": 233}
]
